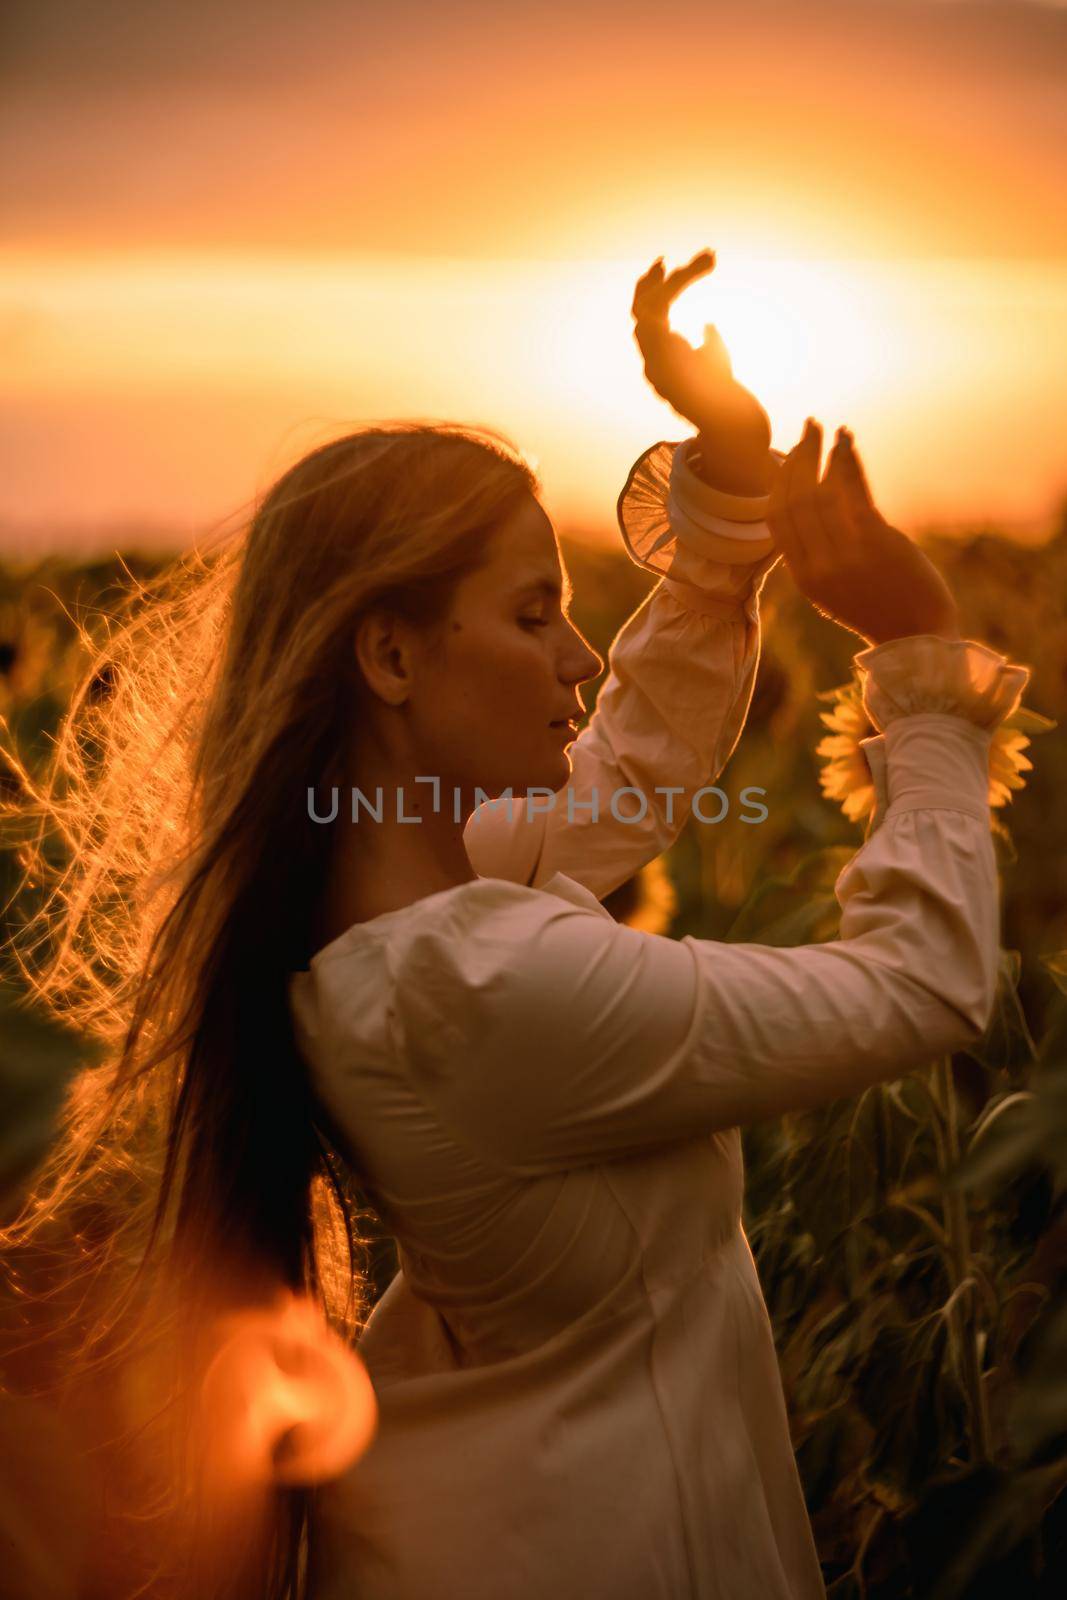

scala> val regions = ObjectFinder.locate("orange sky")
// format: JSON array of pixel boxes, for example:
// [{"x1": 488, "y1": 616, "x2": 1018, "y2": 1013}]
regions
[{"x1": 2, "y1": 0, "x2": 1066, "y2": 553}]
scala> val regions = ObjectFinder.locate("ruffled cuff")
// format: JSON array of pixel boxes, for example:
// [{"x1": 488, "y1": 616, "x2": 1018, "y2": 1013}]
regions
[
  {"x1": 617, "y1": 437, "x2": 784, "y2": 622},
  {"x1": 852, "y1": 634, "x2": 1031, "y2": 734}
]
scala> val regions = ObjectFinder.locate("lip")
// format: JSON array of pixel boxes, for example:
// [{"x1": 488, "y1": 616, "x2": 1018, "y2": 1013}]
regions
[{"x1": 549, "y1": 718, "x2": 579, "y2": 736}]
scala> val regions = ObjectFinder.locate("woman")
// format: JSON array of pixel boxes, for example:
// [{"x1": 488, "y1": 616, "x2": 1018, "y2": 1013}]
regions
[{"x1": 1, "y1": 250, "x2": 1029, "y2": 1600}]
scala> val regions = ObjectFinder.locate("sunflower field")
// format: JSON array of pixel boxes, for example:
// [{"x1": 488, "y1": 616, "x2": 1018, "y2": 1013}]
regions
[{"x1": 1, "y1": 516, "x2": 1065, "y2": 1597}]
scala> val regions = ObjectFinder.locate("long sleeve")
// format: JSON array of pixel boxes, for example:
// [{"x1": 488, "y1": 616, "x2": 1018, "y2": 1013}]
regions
[
  {"x1": 463, "y1": 438, "x2": 783, "y2": 899},
  {"x1": 393, "y1": 635, "x2": 1030, "y2": 1179}
]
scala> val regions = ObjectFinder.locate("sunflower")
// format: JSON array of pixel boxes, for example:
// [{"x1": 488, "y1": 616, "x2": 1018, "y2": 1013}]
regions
[
  {"x1": 814, "y1": 680, "x2": 1054, "y2": 826},
  {"x1": 626, "y1": 854, "x2": 680, "y2": 936},
  {"x1": 986, "y1": 705, "x2": 1057, "y2": 808},
  {"x1": 815, "y1": 679, "x2": 877, "y2": 823}
]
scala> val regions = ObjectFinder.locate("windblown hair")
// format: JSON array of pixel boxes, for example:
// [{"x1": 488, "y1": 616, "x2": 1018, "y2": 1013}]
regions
[{"x1": 0, "y1": 421, "x2": 540, "y2": 1599}]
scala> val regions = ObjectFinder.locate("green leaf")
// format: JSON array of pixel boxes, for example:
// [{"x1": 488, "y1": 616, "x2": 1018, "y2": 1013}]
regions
[
  {"x1": 851, "y1": 1315, "x2": 964, "y2": 1493},
  {"x1": 783, "y1": 1093, "x2": 885, "y2": 1282},
  {"x1": 1004, "y1": 707, "x2": 1057, "y2": 736},
  {"x1": 949, "y1": 1093, "x2": 1043, "y2": 1193},
  {"x1": 725, "y1": 846, "x2": 850, "y2": 947}
]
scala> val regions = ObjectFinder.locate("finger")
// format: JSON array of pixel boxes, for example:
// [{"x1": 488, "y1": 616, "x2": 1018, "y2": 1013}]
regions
[
  {"x1": 631, "y1": 258, "x2": 668, "y2": 322},
  {"x1": 766, "y1": 439, "x2": 805, "y2": 564},
  {"x1": 700, "y1": 322, "x2": 733, "y2": 380},
  {"x1": 790, "y1": 417, "x2": 823, "y2": 497},
  {"x1": 837, "y1": 429, "x2": 877, "y2": 516},
  {"x1": 823, "y1": 427, "x2": 849, "y2": 490},
  {"x1": 783, "y1": 419, "x2": 829, "y2": 565},
  {"x1": 634, "y1": 258, "x2": 665, "y2": 290},
  {"x1": 634, "y1": 248, "x2": 715, "y2": 327},
  {"x1": 818, "y1": 428, "x2": 859, "y2": 557},
  {"x1": 660, "y1": 249, "x2": 715, "y2": 306},
  {"x1": 664, "y1": 248, "x2": 715, "y2": 288}
]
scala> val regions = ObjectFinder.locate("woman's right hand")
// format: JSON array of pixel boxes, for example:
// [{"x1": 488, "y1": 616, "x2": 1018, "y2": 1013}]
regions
[{"x1": 766, "y1": 419, "x2": 960, "y2": 647}]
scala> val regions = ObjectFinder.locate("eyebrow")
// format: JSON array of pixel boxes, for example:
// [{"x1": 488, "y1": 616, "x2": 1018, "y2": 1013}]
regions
[{"x1": 512, "y1": 574, "x2": 575, "y2": 608}]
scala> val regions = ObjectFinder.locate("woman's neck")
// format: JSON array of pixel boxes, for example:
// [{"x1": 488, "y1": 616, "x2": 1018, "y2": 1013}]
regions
[{"x1": 310, "y1": 764, "x2": 479, "y2": 949}]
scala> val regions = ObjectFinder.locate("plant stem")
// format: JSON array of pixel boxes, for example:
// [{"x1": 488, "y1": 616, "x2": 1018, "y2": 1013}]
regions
[{"x1": 932, "y1": 1055, "x2": 992, "y2": 1464}]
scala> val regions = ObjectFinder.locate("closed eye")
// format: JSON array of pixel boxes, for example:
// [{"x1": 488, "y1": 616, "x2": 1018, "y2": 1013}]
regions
[{"x1": 518, "y1": 616, "x2": 550, "y2": 629}]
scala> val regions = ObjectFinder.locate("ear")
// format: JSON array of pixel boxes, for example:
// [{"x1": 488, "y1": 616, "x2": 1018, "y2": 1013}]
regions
[
  {"x1": 354, "y1": 608, "x2": 421, "y2": 707},
  {"x1": 197, "y1": 1295, "x2": 378, "y2": 1494}
]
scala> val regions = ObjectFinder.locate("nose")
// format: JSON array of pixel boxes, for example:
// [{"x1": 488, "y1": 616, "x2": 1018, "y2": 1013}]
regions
[{"x1": 560, "y1": 623, "x2": 604, "y2": 690}]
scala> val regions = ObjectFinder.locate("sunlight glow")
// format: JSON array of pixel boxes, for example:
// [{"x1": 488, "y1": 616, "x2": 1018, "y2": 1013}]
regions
[
  {"x1": 668, "y1": 256, "x2": 897, "y2": 422},
  {"x1": 0, "y1": 247, "x2": 1064, "y2": 547}
]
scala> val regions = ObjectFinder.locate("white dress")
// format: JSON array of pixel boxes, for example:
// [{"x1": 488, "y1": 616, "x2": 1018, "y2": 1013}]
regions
[{"x1": 287, "y1": 438, "x2": 1030, "y2": 1600}]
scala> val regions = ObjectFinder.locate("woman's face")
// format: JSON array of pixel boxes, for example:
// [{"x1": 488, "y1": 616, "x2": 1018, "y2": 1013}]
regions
[{"x1": 407, "y1": 495, "x2": 605, "y2": 801}]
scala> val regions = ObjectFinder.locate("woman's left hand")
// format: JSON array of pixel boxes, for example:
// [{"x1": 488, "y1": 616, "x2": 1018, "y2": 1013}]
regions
[{"x1": 632, "y1": 250, "x2": 775, "y2": 494}]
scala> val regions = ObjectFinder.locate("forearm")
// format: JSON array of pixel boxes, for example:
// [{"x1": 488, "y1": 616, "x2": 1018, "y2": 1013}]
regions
[
  {"x1": 463, "y1": 582, "x2": 760, "y2": 899},
  {"x1": 531, "y1": 583, "x2": 760, "y2": 896}
]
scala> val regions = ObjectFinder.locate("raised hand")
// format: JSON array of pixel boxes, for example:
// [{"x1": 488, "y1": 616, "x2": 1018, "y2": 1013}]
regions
[
  {"x1": 766, "y1": 420, "x2": 960, "y2": 646},
  {"x1": 632, "y1": 250, "x2": 774, "y2": 494}
]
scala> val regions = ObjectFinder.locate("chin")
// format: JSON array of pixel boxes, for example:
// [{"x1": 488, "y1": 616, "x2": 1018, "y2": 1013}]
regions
[
  {"x1": 543, "y1": 756, "x2": 572, "y2": 793},
  {"x1": 496, "y1": 749, "x2": 571, "y2": 800},
  {"x1": 537, "y1": 742, "x2": 574, "y2": 790}
]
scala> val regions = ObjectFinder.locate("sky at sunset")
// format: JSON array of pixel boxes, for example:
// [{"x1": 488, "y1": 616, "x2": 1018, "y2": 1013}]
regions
[{"x1": 2, "y1": 0, "x2": 1065, "y2": 555}]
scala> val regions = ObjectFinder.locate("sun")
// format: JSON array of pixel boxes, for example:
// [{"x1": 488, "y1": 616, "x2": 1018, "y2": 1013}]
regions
[
  {"x1": 670, "y1": 253, "x2": 895, "y2": 427},
  {"x1": 529, "y1": 243, "x2": 905, "y2": 480}
]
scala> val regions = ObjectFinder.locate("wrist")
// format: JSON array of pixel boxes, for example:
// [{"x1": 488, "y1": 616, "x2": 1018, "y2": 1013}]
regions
[
  {"x1": 868, "y1": 614, "x2": 962, "y2": 647},
  {"x1": 668, "y1": 441, "x2": 778, "y2": 565},
  {"x1": 693, "y1": 434, "x2": 775, "y2": 497}
]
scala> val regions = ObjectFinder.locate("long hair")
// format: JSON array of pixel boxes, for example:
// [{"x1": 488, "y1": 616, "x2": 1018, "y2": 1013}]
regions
[{"x1": 0, "y1": 420, "x2": 541, "y2": 1598}]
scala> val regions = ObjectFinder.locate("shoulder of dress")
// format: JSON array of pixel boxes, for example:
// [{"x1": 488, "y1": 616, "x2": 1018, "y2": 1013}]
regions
[
  {"x1": 302, "y1": 874, "x2": 592, "y2": 979},
  {"x1": 298, "y1": 876, "x2": 534, "y2": 970},
  {"x1": 390, "y1": 876, "x2": 621, "y2": 1036},
  {"x1": 295, "y1": 878, "x2": 615, "y2": 1044},
  {"x1": 288, "y1": 880, "x2": 560, "y2": 1063}
]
